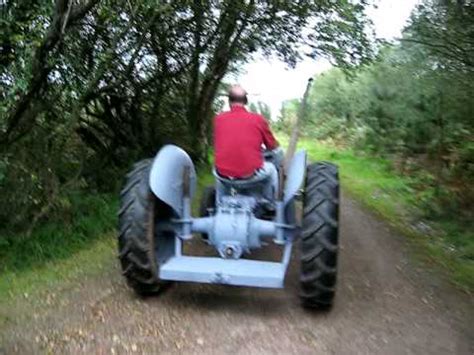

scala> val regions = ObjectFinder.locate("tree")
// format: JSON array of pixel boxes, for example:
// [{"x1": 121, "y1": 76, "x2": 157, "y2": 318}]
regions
[
  {"x1": 402, "y1": 0, "x2": 474, "y2": 73},
  {"x1": 0, "y1": 0, "x2": 376, "y2": 230},
  {"x1": 249, "y1": 101, "x2": 272, "y2": 121},
  {"x1": 1, "y1": 0, "x2": 100, "y2": 147},
  {"x1": 298, "y1": 0, "x2": 474, "y2": 217}
]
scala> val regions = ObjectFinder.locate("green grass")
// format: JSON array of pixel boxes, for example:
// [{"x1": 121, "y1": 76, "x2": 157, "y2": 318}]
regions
[
  {"x1": 298, "y1": 137, "x2": 473, "y2": 292},
  {"x1": 0, "y1": 236, "x2": 116, "y2": 303},
  {"x1": 0, "y1": 193, "x2": 117, "y2": 301},
  {"x1": 0, "y1": 193, "x2": 117, "y2": 273},
  {"x1": 0, "y1": 169, "x2": 214, "y2": 303},
  {"x1": 1, "y1": 143, "x2": 471, "y2": 303}
]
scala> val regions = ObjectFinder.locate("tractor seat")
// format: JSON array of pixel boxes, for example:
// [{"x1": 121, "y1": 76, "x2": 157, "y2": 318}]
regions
[{"x1": 213, "y1": 168, "x2": 269, "y2": 189}]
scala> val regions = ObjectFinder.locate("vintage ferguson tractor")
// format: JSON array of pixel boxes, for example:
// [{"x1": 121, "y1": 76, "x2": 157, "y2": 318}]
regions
[{"x1": 118, "y1": 144, "x2": 340, "y2": 308}]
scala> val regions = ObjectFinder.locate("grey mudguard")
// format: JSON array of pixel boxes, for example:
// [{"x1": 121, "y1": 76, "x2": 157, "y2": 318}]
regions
[
  {"x1": 283, "y1": 150, "x2": 307, "y2": 206},
  {"x1": 149, "y1": 145, "x2": 197, "y2": 217}
]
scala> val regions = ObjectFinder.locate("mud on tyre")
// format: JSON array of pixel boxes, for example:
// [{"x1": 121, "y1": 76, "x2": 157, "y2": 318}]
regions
[{"x1": 300, "y1": 162, "x2": 339, "y2": 308}]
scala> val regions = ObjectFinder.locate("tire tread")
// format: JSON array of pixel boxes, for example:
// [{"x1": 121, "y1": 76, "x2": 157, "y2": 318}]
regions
[
  {"x1": 300, "y1": 162, "x2": 340, "y2": 309},
  {"x1": 118, "y1": 159, "x2": 163, "y2": 295}
]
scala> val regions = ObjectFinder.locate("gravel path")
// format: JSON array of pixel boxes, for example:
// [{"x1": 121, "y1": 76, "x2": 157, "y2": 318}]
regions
[{"x1": 1, "y1": 195, "x2": 472, "y2": 354}]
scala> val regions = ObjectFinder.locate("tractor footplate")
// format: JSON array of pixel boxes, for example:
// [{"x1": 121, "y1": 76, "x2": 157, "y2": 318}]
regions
[{"x1": 159, "y1": 256, "x2": 286, "y2": 288}]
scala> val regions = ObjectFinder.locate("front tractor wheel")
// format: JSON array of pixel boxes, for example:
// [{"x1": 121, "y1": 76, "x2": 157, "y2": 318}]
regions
[
  {"x1": 118, "y1": 159, "x2": 167, "y2": 295},
  {"x1": 300, "y1": 162, "x2": 340, "y2": 309}
]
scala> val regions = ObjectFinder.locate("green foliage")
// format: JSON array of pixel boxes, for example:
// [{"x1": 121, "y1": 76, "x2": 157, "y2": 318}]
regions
[
  {"x1": 249, "y1": 101, "x2": 272, "y2": 120},
  {"x1": 275, "y1": 98, "x2": 299, "y2": 131},
  {"x1": 403, "y1": 0, "x2": 474, "y2": 73},
  {"x1": 0, "y1": 192, "x2": 115, "y2": 304},
  {"x1": 300, "y1": 0, "x2": 474, "y2": 220},
  {"x1": 0, "y1": 172, "x2": 212, "y2": 301},
  {"x1": 0, "y1": 193, "x2": 117, "y2": 274},
  {"x1": 289, "y1": 0, "x2": 474, "y2": 289},
  {"x1": 299, "y1": 138, "x2": 473, "y2": 291},
  {"x1": 0, "y1": 0, "x2": 374, "y2": 234},
  {"x1": 0, "y1": 157, "x2": 6, "y2": 184}
]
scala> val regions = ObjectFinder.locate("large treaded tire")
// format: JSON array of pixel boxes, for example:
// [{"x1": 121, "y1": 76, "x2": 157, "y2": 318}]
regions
[
  {"x1": 300, "y1": 162, "x2": 339, "y2": 309},
  {"x1": 118, "y1": 159, "x2": 165, "y2": 295}
]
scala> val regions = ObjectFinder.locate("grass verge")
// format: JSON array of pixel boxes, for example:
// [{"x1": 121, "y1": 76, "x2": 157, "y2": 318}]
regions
[
  {"x1": 0, "y1": 193, "x2": 117, "y2": 302},
  {"x1": 0, "y1": 169, "x2": 214, "y2": 303},
  {"x1": 298, "y1": 137, "x2": 473, "y2": 292},
  {"x1": 1, "y1": 140, "x2": 470, "y2": 303}
]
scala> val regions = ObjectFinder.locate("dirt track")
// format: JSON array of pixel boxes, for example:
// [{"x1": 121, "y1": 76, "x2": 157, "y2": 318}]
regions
[{"x1": 1, "y1": 194, "x2": 473, "y2": 354}]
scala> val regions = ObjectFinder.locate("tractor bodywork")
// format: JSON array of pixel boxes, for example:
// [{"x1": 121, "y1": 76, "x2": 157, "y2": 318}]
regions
[
  {"x1": 119, "y1": 78, "x2": 339, "y2": 308},
  {"x1": 148, "y1": 145, "x2": 306, "y2": 288}
]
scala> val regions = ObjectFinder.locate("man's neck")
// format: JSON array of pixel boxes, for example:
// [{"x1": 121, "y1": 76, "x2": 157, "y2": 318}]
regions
[{"x1": 230, "y1": 103, "x2": 246, "y2": 110}]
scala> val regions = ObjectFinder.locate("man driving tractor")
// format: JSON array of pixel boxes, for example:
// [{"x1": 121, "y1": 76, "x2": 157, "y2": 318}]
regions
[
  {"x1": 213, "y1": 85, "x2": 283, "y2": 197},
  {"x1": 119, "y1": 82, "x2": 339, "y2": 309}
]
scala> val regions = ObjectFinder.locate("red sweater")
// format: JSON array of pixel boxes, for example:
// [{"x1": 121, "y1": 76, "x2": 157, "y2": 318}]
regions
[{"x1": 213, "y1": 105, "x2": 278, "y2": 178}]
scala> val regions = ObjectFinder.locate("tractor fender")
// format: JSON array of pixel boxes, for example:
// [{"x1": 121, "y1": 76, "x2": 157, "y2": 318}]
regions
[
  {"x1": 283, "y1": 150, "x2": 307, "y2": 206},
  {"x1": 149, "y1": 145, "x2": 197, "y2": 217}
]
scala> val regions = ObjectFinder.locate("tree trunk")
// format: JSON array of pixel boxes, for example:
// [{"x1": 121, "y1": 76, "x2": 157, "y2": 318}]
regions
[{"x1": 1, "y1": 0, "x2": 100, "y2": 147}]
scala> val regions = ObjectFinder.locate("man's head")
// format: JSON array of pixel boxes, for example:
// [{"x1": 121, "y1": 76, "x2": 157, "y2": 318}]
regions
[{"x1": 228, "y1": 85, "x2": 248, "y2": 106}]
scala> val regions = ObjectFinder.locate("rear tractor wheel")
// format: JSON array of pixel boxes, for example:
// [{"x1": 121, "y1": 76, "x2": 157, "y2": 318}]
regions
[
  {"x1": 300, "y1": 162, "x2": 340, "y2": 309},
  {"x1": 118, "y1": 159, "x2": 174, "y2": 295}
]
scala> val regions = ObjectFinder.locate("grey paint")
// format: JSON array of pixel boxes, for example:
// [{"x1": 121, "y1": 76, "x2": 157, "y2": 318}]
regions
[
  {"x1": 283, "y1": 150, "x2": 307, "y2": 206},
  {"x1": 150, "y1": 145, "x2": 307, "y2": 288},
  {"x1": 149, "y1": 145, "x2": 197, "y2": 217}
]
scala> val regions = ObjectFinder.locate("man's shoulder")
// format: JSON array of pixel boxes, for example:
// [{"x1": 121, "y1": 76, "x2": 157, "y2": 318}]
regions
[
  {"x1": 214, "y1": 109, "x2": 265, "y2": 121},
  {"x1": 248, "y1": 112, "x2": 267, "y2": 124}
]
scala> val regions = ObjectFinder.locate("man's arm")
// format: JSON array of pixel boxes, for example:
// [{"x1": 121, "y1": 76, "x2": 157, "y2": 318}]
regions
[{"x1": 259, "y1": 115, "x2": 279, "y2": 150}]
